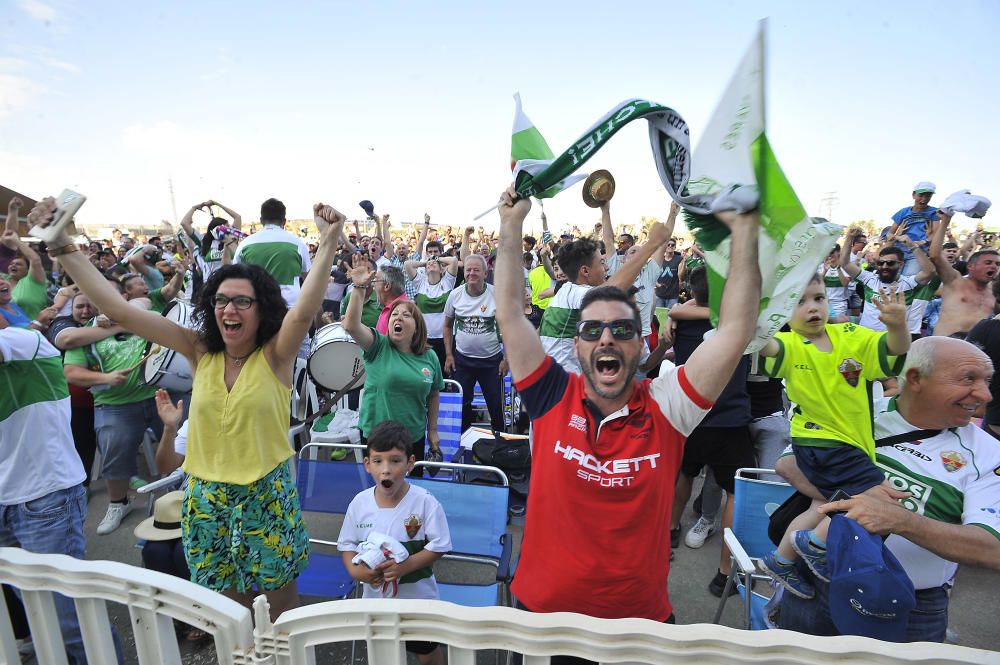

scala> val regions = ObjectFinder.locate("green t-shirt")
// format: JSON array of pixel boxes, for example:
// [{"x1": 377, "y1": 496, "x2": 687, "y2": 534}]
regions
[
  {"x1": 12, "y1": 275, "x2": 48, "y2": 320},
  {"x1": 63, "y1": 325, "x2": 157, "y2": 406},
  {"x1": 359, "y1": 330, "x2": 444, "y2": 441},
  {"x1": 340, "y1": 289, "x2": 382, "y2": 329},
  {"x1": 149, "y1": 288, "x2": 168, "y2": 314},
  {"x1": 762, "y1": 322, "x2": 903, "y2": 459}
]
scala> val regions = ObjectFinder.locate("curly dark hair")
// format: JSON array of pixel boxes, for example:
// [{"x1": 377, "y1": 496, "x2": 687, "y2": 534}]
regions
[{"x1": 192, "y1": 263, "x2": 287, "y2": 353}]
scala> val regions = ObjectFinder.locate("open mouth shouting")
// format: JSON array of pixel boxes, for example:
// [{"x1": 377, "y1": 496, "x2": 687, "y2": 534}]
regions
[
  {"x1": 222, "y1": 319, "x2": 242, "y2": 335},
  {"x1": 381, "y1": 479, "x2": 394, "y2": 489},
  {"x1": 593, "y1": 349, "x2": 624, "y2": 382}
]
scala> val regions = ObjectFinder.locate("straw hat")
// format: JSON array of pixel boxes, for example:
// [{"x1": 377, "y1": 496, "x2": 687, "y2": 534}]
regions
[
  {"x1": 133, "y1": 491, "x2": 184, "y2": 541},
  {"x1": 582, "y1": 170, "x2": 616, "y2": 208}
]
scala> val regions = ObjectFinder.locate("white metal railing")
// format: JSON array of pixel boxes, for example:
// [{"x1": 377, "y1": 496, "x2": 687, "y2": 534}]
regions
[{"x1": 1, "y1": 547, "x2": 996, "y2": 665}]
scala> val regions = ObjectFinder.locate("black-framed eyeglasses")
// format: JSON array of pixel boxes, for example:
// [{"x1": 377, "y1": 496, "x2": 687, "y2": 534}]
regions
[
  {"x1": 212, "y1": 294, "x2": 256, "y2": 310},
  {"x1": 576, "y1": 318, "x2": 638, "y2": 342},
  {"x1": 876, "y1": 260, "x2": 900, "y2": 267}
]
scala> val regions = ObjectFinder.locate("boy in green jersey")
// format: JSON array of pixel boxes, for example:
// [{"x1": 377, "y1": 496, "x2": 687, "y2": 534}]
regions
[{"x1": 758, "y1": 275, "x2": 910, "y2": 598}]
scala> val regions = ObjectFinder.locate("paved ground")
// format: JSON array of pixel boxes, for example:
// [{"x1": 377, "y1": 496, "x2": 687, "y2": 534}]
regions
[{"x1": 13, "y1": 474, "x2": 1000, "y2": 663}]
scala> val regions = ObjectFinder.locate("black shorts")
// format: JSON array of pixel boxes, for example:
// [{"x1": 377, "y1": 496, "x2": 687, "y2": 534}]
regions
[
  {"x1": 680, "y1": 425, "x2": 755, "y2": 492},
  {"x1": 793, "y1": 443, "x2": 884, "y2": 498}
]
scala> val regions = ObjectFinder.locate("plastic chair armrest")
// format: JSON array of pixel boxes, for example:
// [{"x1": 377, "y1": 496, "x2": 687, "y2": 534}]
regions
[{"x1": 723, "y1": 527, "x2": 756, "y2": 574}]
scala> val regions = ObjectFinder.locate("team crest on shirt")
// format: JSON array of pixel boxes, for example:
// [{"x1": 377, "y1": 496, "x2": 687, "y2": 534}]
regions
[
  {"x1": 940, "y1": 451, "x2": 967, "y2": 473},
  {"x1": 421, "y1": 367, "x2": 432, "y2": 383},
  {"x1": 838, "y1": 358, "x2": 863, "y2": 387},
  {"x1": 403, "y1": 514, "x2": 423, "y2": 539},
  {"x1": 480, "y1": 304, "x2": 487, "y2": 312}
]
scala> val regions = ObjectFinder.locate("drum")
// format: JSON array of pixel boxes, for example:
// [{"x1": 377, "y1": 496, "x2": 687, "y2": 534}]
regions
[
  {"x1": 142, "y1": 300, "x2": 195, "y2": 393},
  {"x1": 307, "y1": 323, "x2": 365, "y2": 393}
]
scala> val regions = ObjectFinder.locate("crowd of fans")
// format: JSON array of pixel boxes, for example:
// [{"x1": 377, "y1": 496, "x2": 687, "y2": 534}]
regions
[{"x1": 1, "y1": 179, "x2": 999, "y2": 663}]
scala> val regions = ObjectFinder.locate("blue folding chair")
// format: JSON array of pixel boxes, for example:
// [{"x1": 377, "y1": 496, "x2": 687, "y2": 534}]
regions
[
  {"x1": 295, "y1": 443, "x2": 373, "y2": 599},
  {"x1": 411, "y1": 461, "x2": 513, "y2": 607},
  {"x1": 435, "y1": 379, "x2": 464, "y2": 463},
  {"x1": 712, "y1": 467, "x2": 795, "y2": 629}
]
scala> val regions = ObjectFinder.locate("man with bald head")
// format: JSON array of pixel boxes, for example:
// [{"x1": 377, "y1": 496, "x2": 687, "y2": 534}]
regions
[{"x1": 777, "y1": 336, "x2": 1000, "y2": 641}]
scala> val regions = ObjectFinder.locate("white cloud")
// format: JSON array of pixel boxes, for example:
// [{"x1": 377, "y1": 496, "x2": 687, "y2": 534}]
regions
[
  {"x1": 42, "y1": 57, "x2": 79, "y2": 73},
  {"x1": 0, "y1": 57, "x2": 30, "y2": 71},
  {"x1": 0, "y1": 73, "x2": 46, "y2": 119},
  {"x1": 17, "y1": 0, "x2": 57, "y2": 22}
]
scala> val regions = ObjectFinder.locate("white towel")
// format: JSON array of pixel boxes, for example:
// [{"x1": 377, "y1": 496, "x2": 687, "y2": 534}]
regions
[
  {"x1": 351, "y1": 531, "x2": 409, "y2": 569},
  {"x1": 710, "y1": 184, "x2": 760, "y2": 214},
  {"x1": 939, "y1": 190, "x2": 992, "y2": 218}
]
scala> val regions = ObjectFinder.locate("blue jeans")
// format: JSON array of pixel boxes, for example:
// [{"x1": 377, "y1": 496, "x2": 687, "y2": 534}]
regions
[
  {"x1": 779, "y1": 561, "x2": 948, "y2": 642},
  {"x1": 94, "y1": 398, "x2": 162, "y2": 480},
  {"x1": 0, "y1": 485, "x2": 112, "y2": 664}
]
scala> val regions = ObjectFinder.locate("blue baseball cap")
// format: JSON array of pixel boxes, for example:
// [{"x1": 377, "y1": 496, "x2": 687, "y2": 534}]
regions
[
  {"x1": 827, "y1": 514, "x2": 916, "y2": 642},
  {"x1": 359, "y1": 200, "x2": 375, "y2": 217}
]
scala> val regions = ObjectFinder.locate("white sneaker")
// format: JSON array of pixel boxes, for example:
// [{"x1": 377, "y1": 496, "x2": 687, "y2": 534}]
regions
[
  {"x1": 684, "y1": 516, "x2": 717, "y2": 549},
  {"x1": 96, "y1": 501, "x2": 132, "y2": 535}
]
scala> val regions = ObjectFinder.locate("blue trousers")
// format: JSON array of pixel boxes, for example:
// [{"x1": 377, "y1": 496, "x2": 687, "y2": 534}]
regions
[
  {"x1": 0, "y1": 485, "x2": 123, "y2": 664},
  {"x1": 779, "y1": 561, "x2": 948, "y2": 642}
]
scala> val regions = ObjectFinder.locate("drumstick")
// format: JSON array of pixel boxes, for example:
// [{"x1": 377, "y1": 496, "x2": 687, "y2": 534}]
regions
[{"x1": 123, "y1": 344, "x2": 161, "y2": 373}]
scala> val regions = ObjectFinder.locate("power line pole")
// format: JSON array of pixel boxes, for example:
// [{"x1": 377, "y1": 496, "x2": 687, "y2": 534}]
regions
[
  {"x1": 168, "y1": 177, "x2": 178, "y2": 226},
  {"x1": 820, "y1": 191, "x2": 839, "y2": 222}
]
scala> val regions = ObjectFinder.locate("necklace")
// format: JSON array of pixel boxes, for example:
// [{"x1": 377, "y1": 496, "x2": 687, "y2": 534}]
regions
[{"x1": 224, "y1": 349, "x2": 254, "y2": 367}]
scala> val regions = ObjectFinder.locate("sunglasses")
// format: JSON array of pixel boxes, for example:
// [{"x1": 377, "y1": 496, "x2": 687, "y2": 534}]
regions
[
  {"x1": 876, "y1": 260, "x2": 900, "y2": 267},
  {"x1": 576, "y1": 318, "x2": 638, "y2": 342},
  {"x1": 212, "y1": 294, "x2": 256, "y2": 310}
]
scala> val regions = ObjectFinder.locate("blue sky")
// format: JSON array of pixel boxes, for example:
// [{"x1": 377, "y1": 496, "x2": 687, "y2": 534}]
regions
[{"x1": 2, "y1": 0, "x2": 998, "y2": 236}]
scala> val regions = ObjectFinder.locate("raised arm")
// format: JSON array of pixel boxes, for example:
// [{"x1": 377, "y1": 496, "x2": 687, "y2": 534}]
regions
[
  {"x1": 416, "y1": 214, "x2": 431, "y2": 258},
  {"x1": 606, "y1": 221, "x2": 670, "y2": 291},
  {"x1": 27, "y1": 198, "x2": 198, "y2": 359},
  {"x1": 681, "y1": 211, "x2": 761, "y2": 401},
  {"x1": 650, "y1": 203, "x2": 680, "y2": 270},
  {"x1": 460, "y1": 226, "x2": 474, "y2": 264},
  {"x1": 209, "y1": 200, "x2": 242, "y2": 230},
  {"x1": 179, "y1": 202, "x2": 207, "y2": 238},
  {"x1": 159, "y1": 258, "x2": 188, "y2": 302},
  {"x1": 840, "y1": 229, "x2": 863, "y2": 279},
  {"x1": 403, "y1": 259, "x2": 421, "y2": 281},
  {"x1": 896, "y1": 235, "x2": 936, "y2": 285},
  {"x1": 268, "y1": 206, "x2": 344, "y2": 369},
  {"x1": 5, "y1": 197, "x2": 22, "y2": 235},
  {"x1": 496, "y1": 186, "x2": 545, "y2": 382},
  {"x1": 341, "y1": 254, "x2": 376, "y2": 351},
  {"x1": 927, "y1": 212, "x2": 960, "y2": 285},
  {"x1": 127, "y1": 245, "x2": 157, "y2": 278},
  {"x1": 600, "y1": 200, "x2": 615, "y2": 254},
  {"x1": 3, "y1": 232, "x2": 46, "y2": 284},
  {"x1": 440, "y1": 255, "x2": 460, "y2": 277}
]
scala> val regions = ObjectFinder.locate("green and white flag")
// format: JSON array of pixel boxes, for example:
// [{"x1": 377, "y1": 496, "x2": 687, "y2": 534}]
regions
[
  {"x1": 685, "y1": 21, "x2": 841, "y2": 352},
  {"x1": 510, "y1": 93, "x2": 587, "y2": 199},
  {"x1": 511, "y1": 97, "x2": 706, "y2": 210}
]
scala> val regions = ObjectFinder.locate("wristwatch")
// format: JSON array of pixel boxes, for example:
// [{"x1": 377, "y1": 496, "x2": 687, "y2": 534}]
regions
[{"x1": 48, "y1": 244, "x2": 80, "y2": 257}]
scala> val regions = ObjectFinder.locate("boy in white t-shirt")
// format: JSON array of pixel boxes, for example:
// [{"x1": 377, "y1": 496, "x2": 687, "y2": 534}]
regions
[{"x1": 338, "y1": 420, "x2": 452, "y2": 665}]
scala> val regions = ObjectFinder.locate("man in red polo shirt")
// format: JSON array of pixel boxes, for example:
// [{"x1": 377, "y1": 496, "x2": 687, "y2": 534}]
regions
[{"x1": 494, "y1": 184, "x2": 760, "y2": 625}]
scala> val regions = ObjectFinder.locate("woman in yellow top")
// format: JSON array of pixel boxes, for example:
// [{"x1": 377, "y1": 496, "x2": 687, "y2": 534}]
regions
[{"x1": 29, "y1": 197, "x2": 346, "y2": 620}]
